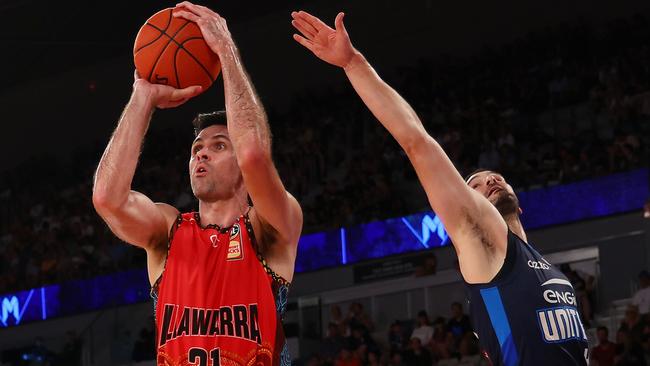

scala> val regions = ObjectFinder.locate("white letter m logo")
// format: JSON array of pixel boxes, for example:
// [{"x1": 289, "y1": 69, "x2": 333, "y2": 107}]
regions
[
  {"x1": 1, "y1": 296, "x2": 20, "y2": 326},
  {"x1": 402, "y1": 214, "x2": 448, "y2": 248}
]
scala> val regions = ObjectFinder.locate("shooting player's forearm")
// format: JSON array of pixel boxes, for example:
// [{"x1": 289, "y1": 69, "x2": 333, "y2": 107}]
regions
[
  {"x1": 344, "y1": 52, "x2": 430, "y2": 155},
  {"x1": 219, "y1": 43, "x2": 271, "y2": 162},
  {"x1": 93, "y1": 88, "x2": 155, "y2": 208}
]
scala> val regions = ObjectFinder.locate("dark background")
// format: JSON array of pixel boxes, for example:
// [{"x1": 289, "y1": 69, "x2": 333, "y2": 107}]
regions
[{"x1": 2, "y1": 0, "x2": 650, "y2": 173}]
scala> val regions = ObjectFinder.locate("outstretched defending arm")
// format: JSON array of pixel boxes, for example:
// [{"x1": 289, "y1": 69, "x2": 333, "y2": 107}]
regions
[
  {"x1": 291, "y1": 11, "x2": 507, "y2": 283},
  {"x1": 92, "y1": 73, "x2": 201, "y2": 283},
  {"x1": 173, "y1": 3, "x2": 303, "y2": 255}
]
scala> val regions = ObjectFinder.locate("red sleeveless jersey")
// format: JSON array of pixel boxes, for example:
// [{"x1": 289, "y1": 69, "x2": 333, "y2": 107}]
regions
[{"x1": 151, "y1": 212, "x2": 290, "y2": 366}]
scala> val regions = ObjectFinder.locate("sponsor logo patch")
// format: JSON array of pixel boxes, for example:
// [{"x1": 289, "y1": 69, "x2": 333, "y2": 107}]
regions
[{"x1": 227, "y1": 224, "x2": 243, "y2": 261}]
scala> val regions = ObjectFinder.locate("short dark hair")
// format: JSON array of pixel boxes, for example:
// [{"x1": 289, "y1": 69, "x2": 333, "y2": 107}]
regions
[
  {"x1": 192, "y1": 111, "x2": 227, "y2": 136},
  {"x1": 597, "y1": 326, "x2": 608, "y2": 334}
]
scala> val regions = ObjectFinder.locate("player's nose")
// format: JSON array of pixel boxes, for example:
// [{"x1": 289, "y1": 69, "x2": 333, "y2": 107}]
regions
[
  {"x1": 486, "y1": 174, "x2": 497, "y2": 185},
  {"x1": 196, "y1": 149, "x2": 209, "y2": 162}
]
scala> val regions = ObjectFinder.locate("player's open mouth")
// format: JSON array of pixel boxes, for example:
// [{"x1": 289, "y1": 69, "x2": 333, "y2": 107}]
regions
[
  {"x1": 488, "y1": 187, "x2": 502, "y2": 197},
  {"x1": 195, "y1": 166, "x2": 207, "y2": 176}
]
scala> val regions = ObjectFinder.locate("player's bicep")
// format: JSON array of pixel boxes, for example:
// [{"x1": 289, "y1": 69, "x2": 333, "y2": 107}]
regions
[
  {"x1": 239, "y1": 154, "x2": 303, "y2": 245},
  {"x1": 94, "y1": 190, "x2": 178, "y2": 251}
]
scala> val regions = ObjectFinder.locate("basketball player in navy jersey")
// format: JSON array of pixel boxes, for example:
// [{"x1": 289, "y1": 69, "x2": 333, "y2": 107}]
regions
[{"x1": 292, "y1": 11, "x2": 589, "y2": 366}]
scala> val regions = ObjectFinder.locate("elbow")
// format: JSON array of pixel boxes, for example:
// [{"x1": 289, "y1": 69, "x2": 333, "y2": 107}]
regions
[
  {"x1": 402, "y1": 133, "x2": 435, "y2": 159},
  {"x1": 238, "y1": 147, "x2": 271, "y2": 172},
  {"x1": 92, "y1": 188, "x2": 124, "y2": 214},
  {"x1": 92, "y1": 190, "x2": 111, "y2": 213}
]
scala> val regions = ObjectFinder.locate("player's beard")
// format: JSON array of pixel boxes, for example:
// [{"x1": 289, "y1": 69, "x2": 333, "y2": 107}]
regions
[
  {"x1": 191, "y1": 178, "x2": 219, "y2": 202},
  {"x1": 493, "y1": 190, "x2": 520, "y2": 217}
]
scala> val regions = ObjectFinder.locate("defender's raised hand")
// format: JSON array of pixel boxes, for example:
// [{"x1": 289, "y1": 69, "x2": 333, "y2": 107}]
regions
[{"x1": 291, "y1": 11, "x2": 357, "y2": 69}]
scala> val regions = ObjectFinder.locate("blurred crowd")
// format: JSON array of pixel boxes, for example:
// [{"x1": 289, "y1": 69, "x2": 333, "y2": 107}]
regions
[
  {"x1": 589, "y1": 271, "x2": 650, "y2": 366},
  {"x1": 302, "y1": 302, "x2": 485, "y2": 366},
  {"x1": 0, "y1": 14, "x2": 649, "y2": 294},
  {"x1": 0, "y1": 322, "x2": 155, "y2": 366},
  {"x1": 0, "y1": 331, "x2": 82, "y2": 366}
]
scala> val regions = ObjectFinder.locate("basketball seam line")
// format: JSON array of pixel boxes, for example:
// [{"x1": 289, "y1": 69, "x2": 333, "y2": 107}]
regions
[
  {"x1": 173, "y1": 37, "x2": 217, "y2": 88},
  {"x1": 146, "y1": 20, "x2": 192, "y2": 85},
  {"x1": 145, "y1": 22, "x2": 191, "y2": 49},
  {"x1": 134, "y1": 9, "x2": 174, "y2": 54}
]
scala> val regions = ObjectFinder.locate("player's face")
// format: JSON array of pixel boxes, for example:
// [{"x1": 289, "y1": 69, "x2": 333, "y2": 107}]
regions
[
  {"x1": 467, "y1": 171, "x2": 520, "y2": 216},
  {"x1": 189, "y1": 125, "x2": 243, "y2": 201}
]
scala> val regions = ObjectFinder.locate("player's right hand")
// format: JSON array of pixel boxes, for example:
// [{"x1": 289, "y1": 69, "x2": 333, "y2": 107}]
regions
[
  {"x1": 133, "y1": 70, "x2": 202, "y2": 109},
  {"x1": 291, "y1": 11, "x2": 358, "y2": 69}
]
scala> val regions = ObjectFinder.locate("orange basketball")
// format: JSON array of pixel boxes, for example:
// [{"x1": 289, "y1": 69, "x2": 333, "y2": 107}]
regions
[{"x1": 133, "y1": 8, "x2": 221, "y2": 91}]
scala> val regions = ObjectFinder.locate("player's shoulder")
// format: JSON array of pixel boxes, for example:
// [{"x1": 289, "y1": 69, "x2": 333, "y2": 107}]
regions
[
  {"x1": 154, "y1": 202, "x2": 180, "y2": 219},
  {"x1": 153, "y1": 203, "x2": 182, "y2": 235}
]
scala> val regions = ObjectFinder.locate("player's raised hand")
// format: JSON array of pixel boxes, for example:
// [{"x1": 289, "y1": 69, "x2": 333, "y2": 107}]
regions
[
  {"x1": 173, "y1": 2, "x2": 233, "y2": 56},
  {"x1": 133, "y1": 70, "x2": 202, "y2": 109},
  {"x1": 291, "y1": 11, "x2": 357, "y2": 69}
]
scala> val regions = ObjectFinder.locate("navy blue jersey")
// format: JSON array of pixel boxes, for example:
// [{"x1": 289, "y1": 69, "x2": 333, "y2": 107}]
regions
[{"x1": 466, "y1": 230, "x2": 589, "y2": 366}]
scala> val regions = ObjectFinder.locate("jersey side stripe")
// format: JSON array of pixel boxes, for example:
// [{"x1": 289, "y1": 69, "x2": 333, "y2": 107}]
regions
[{"x1": 480, "y1": 286, "x2": 520, "y2": 366}]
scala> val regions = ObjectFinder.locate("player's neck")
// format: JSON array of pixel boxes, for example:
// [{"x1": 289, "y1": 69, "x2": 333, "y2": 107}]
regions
[
  {"x1": 504, "y1": 214, "x2": 527, "y2": 243},
  {"x1": 198, "y1": 194, "x2": 249, "y2": 228}
]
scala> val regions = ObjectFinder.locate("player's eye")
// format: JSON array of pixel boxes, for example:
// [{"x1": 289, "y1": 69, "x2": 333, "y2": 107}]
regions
[{"x1": 215, "y1": 142, "x2": 226, "y2": 151}]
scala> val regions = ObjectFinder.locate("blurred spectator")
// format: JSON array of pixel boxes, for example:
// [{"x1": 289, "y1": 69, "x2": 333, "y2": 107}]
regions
[
  {"x1": 388, "y1": 352, "x2": 405, "y2": 366},
  {"x1": 643, "y1": 334, "x2": 650, "y2": 365},
  {"x1": 430, "y1": 316, "x2": 450, "y2": 360},
  {"x1": 614, "y1": 328, "x2": 646, "y2": 366},
  {"x1": 402, "y1": 337, "x2": 433, "y2": 366},
  {"x1": 330, "y1": 304, "x2": 348, "y2": 336},
  {"x1": 348, "y1": 326, "x2": 380, "y2": 357},
  {"x1": 458, "y1": 332, "x2": 482, "y2": 364},
  {"x1": 447, "y1": 302, "x2": 472, "y2": 340},
  {"x1": 388, "y1": 321, "x2": 407, "y2": 353},
  {"x1": 335, "y1": 347, "x2": 361, "y2": 366},
  {"x1": 415, "y1": 254, "x2": 437, "y2": 277},
  {"x1": 643, "y1": 198, "x2": 650, "y2": 219},
  {"x1": 345, "y1": 303, "x2": 374, "y2": 334},
  {"x1": 366, "y1": 351, "x2": 381, "y2": 366},
  {"x1": 322, "y1": 322, "x2": 346, "y2": 363},
  {"x1": 411, "y1": 310, "x2": 434, "y2": 345},
  {"x1": 633, "y1": 271, "x2": 650, "y2": 315},
  {"x1": 592, "y1": 326, "x2": 616, "y2": 366},
  {"x1": 620, "y1": 305, "x2": 648, "y2": 345}
]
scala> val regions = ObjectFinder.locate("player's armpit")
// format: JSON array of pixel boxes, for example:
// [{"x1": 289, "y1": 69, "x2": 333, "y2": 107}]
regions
[{"x1": 405, "y1": 135, "x2": 508, "y2": 282}]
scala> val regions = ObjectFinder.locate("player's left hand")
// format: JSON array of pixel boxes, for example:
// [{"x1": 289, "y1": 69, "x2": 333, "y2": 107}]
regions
[
  {"x1": 172, "y1": 2, "x2": 233, "y2": 56},
  {"x1": 133, "y1": 70, "x2": 202, "y2": 109},
  {"x1": 291, "y1": 11, "x2": 357, "y2": 69}
]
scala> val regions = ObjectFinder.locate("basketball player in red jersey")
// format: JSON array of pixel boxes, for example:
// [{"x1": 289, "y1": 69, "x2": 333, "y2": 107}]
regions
[
  {"x1": 292, "y1": 11, "x2": 589, "y2": 366},
  {"x1": 92, "y1": 3, "x2": 302, "y2": 365}
]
